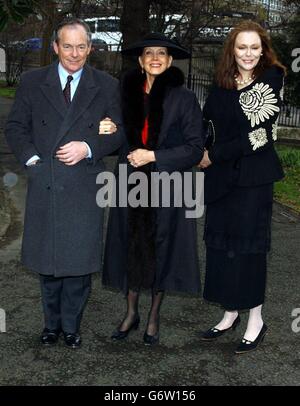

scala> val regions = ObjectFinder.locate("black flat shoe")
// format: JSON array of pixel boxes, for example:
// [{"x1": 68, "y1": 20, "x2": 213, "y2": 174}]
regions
[
  {"x1": 235, "y1": 324, "x2": 268, "y2": 354},
  {"x1": 40, "y1": 328, "x2": 61, "y2": 346},
  {"x1": 143, "y1": 331, "x2": 159, "y2": 346},
  {"x1": 111, "y1": 315, "x2": 140, "y2": 340},
  {"x1": 200, "y1": 315, "x2": 241, "y2": 341},
  {"x1": 63, "y1": 332, "x2": 81, "y2": 349}
]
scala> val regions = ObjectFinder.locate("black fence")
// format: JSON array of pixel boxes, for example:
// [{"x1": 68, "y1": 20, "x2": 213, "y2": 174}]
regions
[{"x1": 187, "y1": 74, "x2": 300, "y2": 128}]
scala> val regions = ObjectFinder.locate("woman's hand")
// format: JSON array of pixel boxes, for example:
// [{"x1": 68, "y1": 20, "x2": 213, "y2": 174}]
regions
[
  {"x1": 198, "y1": 150, "x2": 212, "y2": 168},
  {"x1": 127, "y1": 149, "x2": 156, "y2": 168},
  {"x1": 99, "y1": 117, "x2": 117, "y2": 135}
]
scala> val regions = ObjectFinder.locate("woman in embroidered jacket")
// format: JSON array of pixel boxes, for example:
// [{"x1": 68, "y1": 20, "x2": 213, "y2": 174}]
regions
[
  {"x1": 100, "y1": 33, "x2": 204, "y2": 345},
  {"x1": 199, "y1": 21, "x2": 286, "y2": 354}
]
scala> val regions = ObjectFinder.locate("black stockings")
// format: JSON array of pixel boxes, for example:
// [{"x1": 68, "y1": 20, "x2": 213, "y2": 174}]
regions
[{"x1": 119, "y1": 289, "x2": 164, "y2": 335}]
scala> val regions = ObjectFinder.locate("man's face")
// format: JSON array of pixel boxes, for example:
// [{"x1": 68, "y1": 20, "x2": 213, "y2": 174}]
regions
[{"x1": 53, "y1": 24, "x2": 91, "y2": 74}]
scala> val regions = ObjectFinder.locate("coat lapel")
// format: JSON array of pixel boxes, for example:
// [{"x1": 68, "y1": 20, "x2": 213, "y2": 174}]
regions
[
  {"x1": 40, "y1": 62, "x2": 67, "y2": 118},
  {"x1": 63, "y1": 64, "x2": 100, "y2": 132},
  {"x1": 50, "y1": 64, "x2": 101, "y2": 151}
]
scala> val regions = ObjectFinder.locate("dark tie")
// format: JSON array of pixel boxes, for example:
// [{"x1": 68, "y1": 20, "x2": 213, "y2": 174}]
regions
[{"x1": 63, "y1": 75, "x2": 73, "y2": 106}]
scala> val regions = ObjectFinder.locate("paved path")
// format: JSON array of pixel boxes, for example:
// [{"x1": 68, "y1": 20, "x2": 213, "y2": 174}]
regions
[{"x1": 0, "y1": 96, "x2": 300, "y2": 386}]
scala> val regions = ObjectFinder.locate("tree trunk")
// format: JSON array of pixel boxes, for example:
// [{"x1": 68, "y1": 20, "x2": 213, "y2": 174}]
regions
[
  {"x1": 40, "y1": 1, "x2": 57, "y2": 67},
  {"x1": 120, "y1": 0, "x2": 151, "y2": 72}
]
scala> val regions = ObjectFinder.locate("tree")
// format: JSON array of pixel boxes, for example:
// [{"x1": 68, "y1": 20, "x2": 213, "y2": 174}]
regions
[
  {"x1": 0, "y1": 20, "x2": 30, "y2": 85},
  {"x1": 120, "y1": 0, "x2": 151, "y2": 71},
  {"x1": 33, "y1": 0, "x2": 84, "y2": 66},
  {"x1": 0, "y1": 0, "x2": 36, "y2": 31}
]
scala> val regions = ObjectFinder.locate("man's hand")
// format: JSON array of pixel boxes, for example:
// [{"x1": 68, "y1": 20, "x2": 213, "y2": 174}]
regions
[
  {"x1": 198, "y1": 150, "x2": 212, "y2": 169},
  {"x1": 56, "y1": 141, "x2": 88, "y2": 166},
  {"x1": 127, "y1": 149, "x2": 155, "y2": 168}
]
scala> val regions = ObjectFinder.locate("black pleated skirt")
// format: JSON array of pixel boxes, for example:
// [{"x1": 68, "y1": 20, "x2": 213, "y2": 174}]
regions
[{"x1": 203, "y1": 183, "x2": 273, "y2": 310}]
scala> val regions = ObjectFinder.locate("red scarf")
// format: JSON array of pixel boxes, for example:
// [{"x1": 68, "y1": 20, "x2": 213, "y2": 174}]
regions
[{"x1": 141, "y1": 81, "x2": 149, "y2": 146}]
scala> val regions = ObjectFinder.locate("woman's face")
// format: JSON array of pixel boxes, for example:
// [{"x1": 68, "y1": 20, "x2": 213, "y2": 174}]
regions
[
  {"x1": 139, "y1": 47, "x2": 173, "y2": 78},
  {"x1": 234, "y1": 31, "x2": 262, "y2": 74}
]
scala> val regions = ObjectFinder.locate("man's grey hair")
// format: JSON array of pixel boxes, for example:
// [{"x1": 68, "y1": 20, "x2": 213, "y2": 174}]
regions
[{"x1": 54, "y1": 18, "x2": 92, "y2": 44}]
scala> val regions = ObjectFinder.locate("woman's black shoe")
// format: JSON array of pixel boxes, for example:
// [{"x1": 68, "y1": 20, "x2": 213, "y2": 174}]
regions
[
  {"x1": 111, "y1": 315, "x2": 140, "y2": 340},
  {"x1": 235, "y1": 324, "x2": 268, "y2": 354},
  {"x1": 143, "y1": 316, "x2": 160, "y2": 346},
  {"x1": 143, "y1": 331, "x2": 159, "y2": 346},
  {"x1": 200, "y1": 315, "x2": 241, "y2": 341}
]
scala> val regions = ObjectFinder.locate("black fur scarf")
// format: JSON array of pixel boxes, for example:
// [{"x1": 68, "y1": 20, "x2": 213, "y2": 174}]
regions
[{"x1": 121, "y1": 66, "x2": 185, "y2": 150}]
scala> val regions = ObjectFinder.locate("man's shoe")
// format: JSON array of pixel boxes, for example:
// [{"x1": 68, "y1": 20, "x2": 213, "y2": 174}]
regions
[
  {"x1": 40, "y1": 328, "x2": 61, "y2": 346},
  {"x1": 63, "y1": 332, "x2": 81, "y2": 349},
  {"x1": 235, "y1": 324, "x2": 268, "y2": 354},
  {"x1": 200, "y1": 315, "x2": 241, "y2": 341}
]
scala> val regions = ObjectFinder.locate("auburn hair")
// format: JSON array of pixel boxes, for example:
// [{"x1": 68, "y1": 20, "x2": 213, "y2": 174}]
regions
[{"x1": 215, "y1": 20, "x2": 286, "y2": 89}]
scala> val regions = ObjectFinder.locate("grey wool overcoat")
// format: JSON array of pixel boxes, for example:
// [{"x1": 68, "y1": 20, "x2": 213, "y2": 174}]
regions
[{"x1": 5, "y1": 62, "x2": 124, "y2": 277}]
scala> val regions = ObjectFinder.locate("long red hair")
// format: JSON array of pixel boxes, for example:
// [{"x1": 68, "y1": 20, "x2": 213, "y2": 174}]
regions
[{"x1": 215, "y1": 20, "x2": 286, "y2": 89}]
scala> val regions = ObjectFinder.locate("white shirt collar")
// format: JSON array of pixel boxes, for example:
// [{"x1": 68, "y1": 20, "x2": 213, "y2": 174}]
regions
[{"x1": 58, "y1": 63, "x2": 83, "y2": 86}]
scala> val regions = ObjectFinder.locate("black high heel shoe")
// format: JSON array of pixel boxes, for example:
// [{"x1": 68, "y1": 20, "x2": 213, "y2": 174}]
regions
[
  {"x1": 200, "y1": 315, "x2": 241, "y2": 341},
  {"x1": 234, "y1": 324, "x2": 268, "y2": 354},
  {"x1": 143, "y1": 317, "x2": 159, "y2": 346},
  {"x1": 111, "y1": 315, "x2": 140, "y2": 340}
]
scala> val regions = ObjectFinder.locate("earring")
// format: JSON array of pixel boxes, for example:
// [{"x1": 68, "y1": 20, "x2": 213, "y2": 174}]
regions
[
  {"x1": 141, "y1": 67, "x2": 144, "y2": 74},
  {"x1": 261, "y1": 53, "x2": 263, "y2": 56}
]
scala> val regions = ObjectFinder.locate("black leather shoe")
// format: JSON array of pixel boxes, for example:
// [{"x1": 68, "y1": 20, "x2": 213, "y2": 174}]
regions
[
  {"x1": 143, "y1": 316, "x2": 160, "y2": 346},
  {"x1": 200, "y1": 315, "x2": 241, "y2": 341},
  {"x1": 235, "y1": 324, "x2": 268, "y2": 354},
  {"x1": 143, "y1": 331, "x2": 159, "y2": 346},
  {"x1": 40, "y1": 328, "x2": 61, "y2": 346},
  {"x1": 111, "y1": 316, "x2": 140, "y2": 340},
  {"x1": 63, "y1": 332, "x2": 81, "y2": 349}
]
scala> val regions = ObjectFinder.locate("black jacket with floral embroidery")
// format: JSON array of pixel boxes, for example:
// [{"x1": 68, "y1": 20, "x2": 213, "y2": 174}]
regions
[{"x1": 203, "y1": 65, "x2": 285, "y2": 203}]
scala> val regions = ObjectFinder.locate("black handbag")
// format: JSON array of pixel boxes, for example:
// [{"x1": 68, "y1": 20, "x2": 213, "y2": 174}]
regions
[{"x1": 203, "y1": 119, "x2": 216, "y2": 149}]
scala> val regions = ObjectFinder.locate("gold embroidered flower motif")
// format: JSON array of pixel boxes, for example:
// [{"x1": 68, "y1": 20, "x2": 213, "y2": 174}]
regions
[
  {"x1": 248, "y1": 128, "x2": 268, "y2": 151},
  {"x1": 240, "y1": 83, "x2": 280, "y2": 128}
]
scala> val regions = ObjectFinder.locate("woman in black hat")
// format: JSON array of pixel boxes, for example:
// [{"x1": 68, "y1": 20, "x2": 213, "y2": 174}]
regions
[{"x1": 100, "y1": 33, "x2": 204, "y2": 345}]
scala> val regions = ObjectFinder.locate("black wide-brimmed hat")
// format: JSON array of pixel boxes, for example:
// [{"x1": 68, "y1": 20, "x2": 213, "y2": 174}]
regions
[{"x1": 121, "y1": 32, "x2": 190, "y2": 59}]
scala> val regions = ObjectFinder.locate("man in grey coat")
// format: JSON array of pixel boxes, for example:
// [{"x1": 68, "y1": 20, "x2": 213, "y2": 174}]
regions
[{"x1": 5, "y1": 18, "x2": 124, "y2": 349}]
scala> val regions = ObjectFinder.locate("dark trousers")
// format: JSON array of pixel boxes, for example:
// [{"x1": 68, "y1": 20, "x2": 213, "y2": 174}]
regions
[{"x1": 40, "y1": 274, "x2": 92, "y2": 333}]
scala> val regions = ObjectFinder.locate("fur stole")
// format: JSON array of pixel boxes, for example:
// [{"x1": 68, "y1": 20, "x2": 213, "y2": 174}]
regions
[{"x1": 121, "y1": 66, "x2": 185, "y2": 150}]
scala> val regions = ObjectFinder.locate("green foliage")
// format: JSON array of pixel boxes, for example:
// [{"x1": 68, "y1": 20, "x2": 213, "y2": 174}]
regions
[
  {"x1": 0, "y1": 0, "x2": 35, "y2": 31},
  {"x1": 276, "y1": 145, "x2": 300, "y2": 168},
  {"x1": 0, "y1": 80, "x2": 16, "y2": 98},
  {"x1": 274, "y1": 145, "x2": 300, "y2": 213}
]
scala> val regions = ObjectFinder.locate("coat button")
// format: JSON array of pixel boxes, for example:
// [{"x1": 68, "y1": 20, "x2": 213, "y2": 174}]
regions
[{"x1": 47, "y1": 186, "x2": 51, "y2": 190}]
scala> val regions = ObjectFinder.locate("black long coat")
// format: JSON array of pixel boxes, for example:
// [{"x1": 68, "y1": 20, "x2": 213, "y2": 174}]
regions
[
  {"x1": 5, "y1": 62, "x2": 124, "y2": 277},
  {"x1": 102, "y1": 67, "x2": 204, "y2": 294}
]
